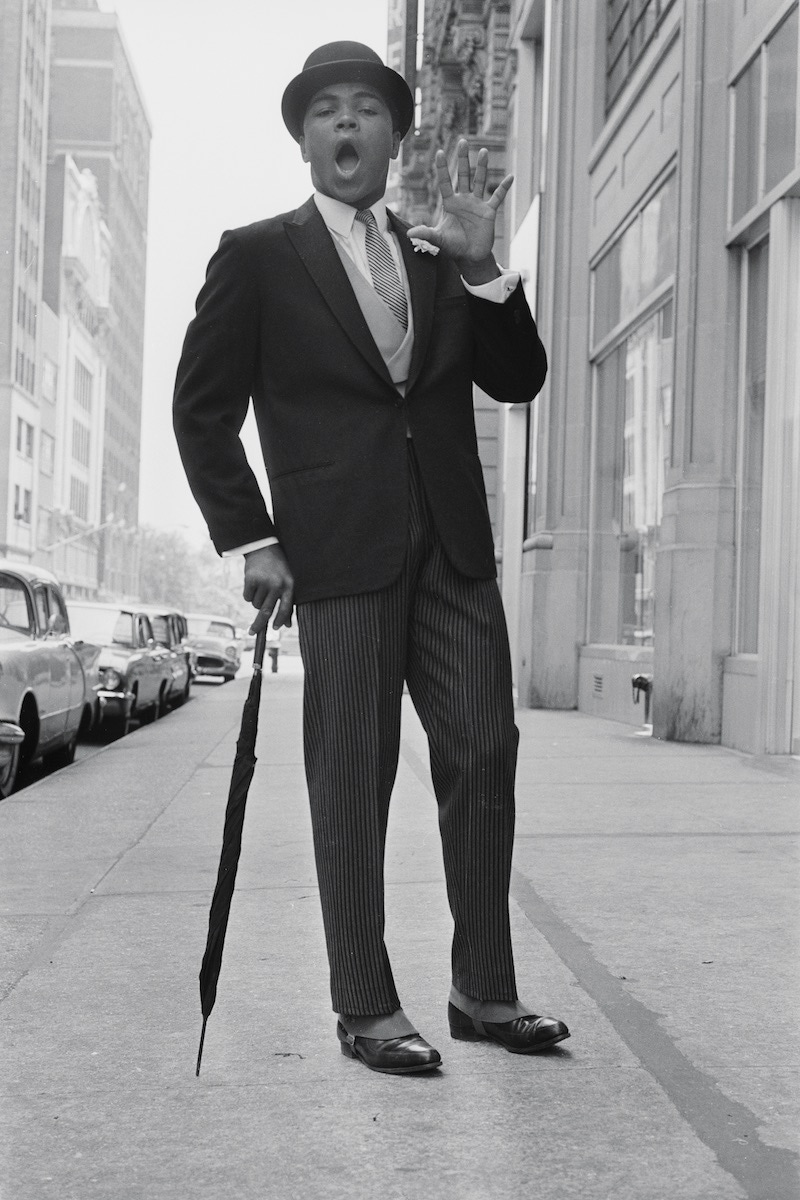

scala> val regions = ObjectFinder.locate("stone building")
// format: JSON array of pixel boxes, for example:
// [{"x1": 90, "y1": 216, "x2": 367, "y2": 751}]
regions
[
  {"x1": 0, "y1": 0, "x2": 51, "y2": 562},
  {"x1": 398, "y1": 0, "x2": 799, "y2": 754},
  {"x1": 48, "y1": 0, "x2": 150, "y2": 598}
]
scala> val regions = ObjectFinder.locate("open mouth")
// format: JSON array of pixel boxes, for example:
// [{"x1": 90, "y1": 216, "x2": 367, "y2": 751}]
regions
[{"x1": 335, "y1": 142, "x2": 360, "y2": 177}]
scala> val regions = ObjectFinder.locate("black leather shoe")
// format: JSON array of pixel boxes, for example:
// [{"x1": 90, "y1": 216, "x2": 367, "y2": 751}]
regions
[
  {"x1": 337, "y1": 1021, "x2": 442, "y2": 1074},
  {"x1": 448, "y1": 1003, "x2": 569, "y2": 1054}
]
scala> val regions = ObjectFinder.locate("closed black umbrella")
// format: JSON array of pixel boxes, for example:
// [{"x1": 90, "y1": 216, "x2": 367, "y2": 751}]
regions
[{"x1": 196, "y1": 627, "x2": 268, "y2": 1076}]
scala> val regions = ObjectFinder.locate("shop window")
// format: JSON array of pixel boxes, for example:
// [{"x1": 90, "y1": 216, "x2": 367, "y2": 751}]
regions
[
  {"x1": 589, "y1": 303, "x2": 673, "y2": 645},
  {"x1": 593, "y1": 173, "x2": 676, "y2": 344},
  {"x1": 735, "y1": 238, "x2": 769, "y2": 653},
  {"x1": 765, "y1": 6, "x2": 799, "y2": 194},
  {"x1": 606, "y1": 0, "x2": 678, "y2": 112},
  {"x1": 731, "y1": 5, "x2": 799, "y2": 226}
]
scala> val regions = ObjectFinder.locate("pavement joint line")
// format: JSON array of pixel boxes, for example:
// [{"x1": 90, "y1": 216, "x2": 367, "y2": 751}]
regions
[
  {"x1": 399, "y1": 734, "x2": 799, "y2": 1200},
  {"x1": 0, "y1": 711, "x2": 246, "y2": 1007},
  {"x1": 513, "y1": 830, "x2": 800, "y2": 839},
  {"x1": 509, "y1": 867, "x2": 799, "y2": 1200}
]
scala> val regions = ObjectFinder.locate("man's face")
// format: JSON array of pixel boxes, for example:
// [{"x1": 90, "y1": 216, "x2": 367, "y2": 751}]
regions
[{"x1": 300, "y1": 81, "x2": 401, "y2": 209}]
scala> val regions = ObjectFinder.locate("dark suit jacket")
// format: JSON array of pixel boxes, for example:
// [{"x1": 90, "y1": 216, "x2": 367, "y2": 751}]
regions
[{"x1": 173, "y1": 197, "x2": 547, "y2": 604}]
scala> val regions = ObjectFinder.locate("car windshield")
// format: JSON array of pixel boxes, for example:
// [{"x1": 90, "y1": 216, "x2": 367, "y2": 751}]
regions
[
  {"x1": 188, "y1": 617, "x2": 236, "y2": 639},
  {"x1": 0, "y1": 574, "x2": 33, "y2": 636},
  {"x1": 68, "y1": 606, "x2": 134, "y2": 648}
]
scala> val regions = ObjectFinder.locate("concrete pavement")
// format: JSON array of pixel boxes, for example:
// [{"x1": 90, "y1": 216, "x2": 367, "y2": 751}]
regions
[{"x1": 1, "y1": 654, "x2": 798, "y2": 1200}]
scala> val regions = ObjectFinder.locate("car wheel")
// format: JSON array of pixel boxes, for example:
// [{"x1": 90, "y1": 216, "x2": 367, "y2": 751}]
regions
[
  {"x1": 222, "y1": 672, "x2": 236, "y2": 683},
  {"x1": 0, "y1": 743, "x2": 21, "y2": 799},
  {"x1": 45, "y1": 736, "x2": 77, "y2": 771}
]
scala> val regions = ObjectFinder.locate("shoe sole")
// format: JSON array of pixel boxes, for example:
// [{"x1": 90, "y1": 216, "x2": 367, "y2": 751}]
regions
[
  {"x1": 450, "y1": 1027, "x2": 570, "y2": 1054},
  {"x1": 340, "y1": 1042, "x2": 442, "y2": 1074}
]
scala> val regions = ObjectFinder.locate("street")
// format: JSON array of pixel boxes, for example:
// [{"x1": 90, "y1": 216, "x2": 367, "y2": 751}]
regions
[{"x1": 1, "y1": 658, "x2": 798, "y2": 1200}]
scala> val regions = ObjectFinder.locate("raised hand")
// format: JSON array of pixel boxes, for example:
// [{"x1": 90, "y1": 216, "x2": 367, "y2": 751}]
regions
[{"x1": 406, "y1": 138, "x2": 514, "y2": 285}]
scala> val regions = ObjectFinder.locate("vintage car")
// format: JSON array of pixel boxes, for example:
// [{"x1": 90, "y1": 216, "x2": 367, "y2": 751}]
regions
[
  {"x1": 67, "y1": 601, "x2": 174, "y2": 739},
  {"x1": 186, "y1": 613, "x2": 242, "y2": 682},
  {"x1": 0, "y1": 560, "x2": 100, "y2": 798},
  {"x1": 142, "y1": 606, "x2": 193, "y2": 707}
]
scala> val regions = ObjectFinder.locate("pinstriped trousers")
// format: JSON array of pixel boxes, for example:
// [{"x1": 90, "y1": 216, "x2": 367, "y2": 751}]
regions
[{"x1": 297, "y1": 444, "x2": 519, "y2": 1015}]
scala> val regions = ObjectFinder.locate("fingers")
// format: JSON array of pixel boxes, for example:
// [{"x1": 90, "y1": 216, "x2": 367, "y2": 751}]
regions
[
  {"x1": 249, "y1": 580, "x2": 294, "y2": 634},
  {"x1": 406, "y1": 224, "x2": 441, "y2": 245},
  {"x1": 456, "y1": 138, "x2": 471, "y2": 193},
  {"x1": 434, "y1": 148, "x2": 453, "y2": 200},
  {"x1": 243, "y1": 545, "x2": 294, "y2": 633},
  {"x1": 488, "y1": 173, "x2": 515, "y2": 209},
  {"x1": 471, "y1": 146, "x2": 488, "y2": 197}
]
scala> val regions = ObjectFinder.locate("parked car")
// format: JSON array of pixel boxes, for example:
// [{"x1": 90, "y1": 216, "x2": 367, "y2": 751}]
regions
[
  {"x1": 67, "y1": 601, "x2": 174, "y2": 739},
  {"x1": 0, "y1": 561, "x2": 100, "y2": 798},
  {"x1": 186, "y1": 613, "x2": 242, "y2": 682},
  {"x1": 142, "y1": 606, "x2": 193, "y2": 707}
]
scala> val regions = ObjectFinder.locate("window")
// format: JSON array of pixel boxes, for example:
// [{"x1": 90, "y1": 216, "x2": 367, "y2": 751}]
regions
[
  {"x1": 0, "y1": 574, "x2": 33, "y2": 636},
  {"x1": 606, "y1": 0, "x2": 678, "y2": 111},
  {"x1": 765, "y1": 6, "x2": 799, "y2": 193},
  {"x1": 42, "y1": 357, "x2": 57, "y2": 403},
  {"x1": 590, "y1": 304, "x2": 674, "y2": 645},
  {"x1": 70, "y1": 477, "x2": 89, "y2": 521},
  {"x1": 40, "y1": 431, "x2": 54, "y2": 476},
  {"x1": 731, "y1": 6, "x2": 800, "y2": 225},
  {"x1": 14, "y1": 486, "x2": 32, "y2": 524},
  {"x1": 74, "y1": 360, "x2": 93, "y2": 413},
  {"x1": 33, "y1": 587, "x2": 49, "y2": 634},
  {"x1": 16, "y1": 418, "x2": 34, "y2": 459},
  {"x1": 593, "y1": 174, "x2": 676, "y2": 344},
  {"x1": 735, "y1": 239, "x2": 769, "y2": 653},
  {"x1": 46, "y1": 587, "x2": 69, "y2": 635},
  {"x1": 72, "y1": 420, "x2": 91, "y2": 468}
]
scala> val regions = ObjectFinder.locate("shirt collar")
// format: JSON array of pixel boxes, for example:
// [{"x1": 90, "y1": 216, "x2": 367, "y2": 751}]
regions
[{"x1": 314, "y1": 192, "x2": 389, "y2": 237}]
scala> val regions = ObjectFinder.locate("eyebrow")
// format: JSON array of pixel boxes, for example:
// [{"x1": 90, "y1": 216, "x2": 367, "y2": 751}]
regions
[{"x1": 309, "y1": 89, "x2": 385, "y2": 105}]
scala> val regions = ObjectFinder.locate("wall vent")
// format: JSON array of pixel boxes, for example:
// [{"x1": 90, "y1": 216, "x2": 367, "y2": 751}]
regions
[{"x1": 593, "y1": 673, "x2": 604, "y2": 696}]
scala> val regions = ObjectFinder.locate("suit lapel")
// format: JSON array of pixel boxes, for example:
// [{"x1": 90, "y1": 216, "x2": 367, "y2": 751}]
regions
[
  {"x1": 390, "y1": 211, "x2": 436, "y2": 394},
  {"x1": 284, "y1": 199, "x2": 394, "y2": 388}
]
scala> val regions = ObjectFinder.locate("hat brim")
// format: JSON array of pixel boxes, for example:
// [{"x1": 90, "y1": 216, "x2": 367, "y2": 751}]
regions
[{"x1": 281, "y1": 59, "x2": 414, "y2": 142}]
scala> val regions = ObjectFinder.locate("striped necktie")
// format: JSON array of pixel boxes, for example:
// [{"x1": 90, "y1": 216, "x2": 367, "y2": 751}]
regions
[{"x1": 355, "y1": 209, "x2": 408, "y2": 331}]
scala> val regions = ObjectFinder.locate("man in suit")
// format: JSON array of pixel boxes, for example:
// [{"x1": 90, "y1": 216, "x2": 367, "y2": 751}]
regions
[{"x1": 174, "y1": 42, "x2": 569, "y2": 1074}]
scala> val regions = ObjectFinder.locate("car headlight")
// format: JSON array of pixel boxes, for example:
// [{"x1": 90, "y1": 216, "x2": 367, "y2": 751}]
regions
[
  {"x1": 225, "y1": 645, "x2": 238, "y2": 659},
  {"x1": 101, "y1": 668, "x2": 124, "y2": 690}
]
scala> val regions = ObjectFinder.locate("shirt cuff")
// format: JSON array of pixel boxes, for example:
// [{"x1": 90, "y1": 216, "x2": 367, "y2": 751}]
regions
[
  {"x1": 222, "y1": 536, "x2": 279, "y2": 557},
  {"x1": 462, "y1": 267, "x2": 521, "y2": 303}
]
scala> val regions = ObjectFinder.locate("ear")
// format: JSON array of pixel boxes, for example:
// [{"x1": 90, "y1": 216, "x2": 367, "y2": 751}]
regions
[
  {"x1": 389, "y1": 129, "x2": 402, "y2": 161},
  {"x1": 299, "y1": 135, "x2": 309, "y2": 164}
]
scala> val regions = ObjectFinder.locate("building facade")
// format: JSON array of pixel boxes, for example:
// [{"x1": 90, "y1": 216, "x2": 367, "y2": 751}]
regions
[
  {"x1": 0, "y1": 0, "x2": 51, "y2": 562},
  {"x1": 37, "y1": 153, "x2": 113, "y2": 595},
  {"x1": 48, "y1": 0, "x2": 150, "y2": 597},
  {"x1": 396, "y1": 0, "x2": 515, "y2": 535},
  {"x1": 400, "y1": 0, "x2": 799, "y2": 755}
]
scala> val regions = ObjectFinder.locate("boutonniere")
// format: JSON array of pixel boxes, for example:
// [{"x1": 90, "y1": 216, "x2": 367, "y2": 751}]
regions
[{"x1": 410, "y1": 238, "x2": 440, "y2": 256}]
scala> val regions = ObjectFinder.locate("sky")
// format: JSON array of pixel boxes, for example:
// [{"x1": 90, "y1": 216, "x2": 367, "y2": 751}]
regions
[{"x1": 100, "y1": 0, "x2": 392, "y2": 545}]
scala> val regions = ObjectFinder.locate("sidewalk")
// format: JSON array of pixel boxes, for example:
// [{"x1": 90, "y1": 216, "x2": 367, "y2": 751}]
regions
[{"x1": 1, "y1": 660, "x2": 797, "y2": 1200}]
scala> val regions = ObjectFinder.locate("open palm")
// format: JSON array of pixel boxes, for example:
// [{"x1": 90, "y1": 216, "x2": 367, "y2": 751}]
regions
[{"x1": 407, "y1": 138, "x2": 514, "y2": 271}]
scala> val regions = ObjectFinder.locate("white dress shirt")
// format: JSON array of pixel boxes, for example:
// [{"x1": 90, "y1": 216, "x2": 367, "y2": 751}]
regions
[{"x1": 224, "y1": 193, "x2": 521, "y2": 558}]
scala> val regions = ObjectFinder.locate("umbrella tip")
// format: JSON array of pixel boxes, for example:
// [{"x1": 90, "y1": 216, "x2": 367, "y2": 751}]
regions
[{"x1": 196, "y1": 1017, "x2": 208, "y2": 1077}]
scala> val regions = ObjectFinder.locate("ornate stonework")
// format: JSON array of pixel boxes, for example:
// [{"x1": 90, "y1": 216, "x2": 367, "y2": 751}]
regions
[{"x1": 398, "y1": 0, "x2": 512, "y2": 251}]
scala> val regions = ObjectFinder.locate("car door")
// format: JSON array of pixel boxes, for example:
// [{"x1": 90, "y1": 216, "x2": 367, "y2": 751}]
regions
[{"x1": 45, "y1": 585, "x2": 84, "y2": 740}]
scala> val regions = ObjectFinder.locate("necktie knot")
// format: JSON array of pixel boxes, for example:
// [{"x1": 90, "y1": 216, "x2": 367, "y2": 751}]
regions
[{"x1": 355, "y1": 208, "x2": 377, "y2": 228}]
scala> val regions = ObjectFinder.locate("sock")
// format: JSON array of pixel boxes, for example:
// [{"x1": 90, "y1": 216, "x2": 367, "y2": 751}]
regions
[
  {"x1": 340, "y1": 1008, "x2": 417, "y2": 1039},
  {"x1": 449, "y1": 984, "x2": 530, "y2": 1023}
]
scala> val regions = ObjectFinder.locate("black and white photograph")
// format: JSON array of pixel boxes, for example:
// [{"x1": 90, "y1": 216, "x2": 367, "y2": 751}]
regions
[{"x1": 0, "y1": 1, "x2": 798, "y2": 1197}]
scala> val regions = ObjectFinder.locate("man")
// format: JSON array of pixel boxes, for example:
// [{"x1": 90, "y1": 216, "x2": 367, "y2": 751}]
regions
[{"x1": 174, "y1": 42, "x2": 569, "y2": 1074}]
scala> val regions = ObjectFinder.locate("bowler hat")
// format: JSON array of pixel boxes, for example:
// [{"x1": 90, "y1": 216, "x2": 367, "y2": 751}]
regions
[{"x1": 281, "y1": 41, "x2": 414, "y2": 142}]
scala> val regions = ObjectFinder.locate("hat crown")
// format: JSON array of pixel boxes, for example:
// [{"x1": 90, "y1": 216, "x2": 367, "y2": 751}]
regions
[{"x1": 303, "y1": 41, "x2": 384, "y2": 72}]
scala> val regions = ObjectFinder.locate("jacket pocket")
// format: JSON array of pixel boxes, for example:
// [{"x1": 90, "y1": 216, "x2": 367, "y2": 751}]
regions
[{"x1": 270, "y1": 460, "x2": 334, "y2": 482}]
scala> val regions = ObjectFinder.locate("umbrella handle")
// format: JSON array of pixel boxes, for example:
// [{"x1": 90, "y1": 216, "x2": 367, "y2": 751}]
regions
[{"x1": 252, "y1": 627, "x2": 268, "y2": 673}]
